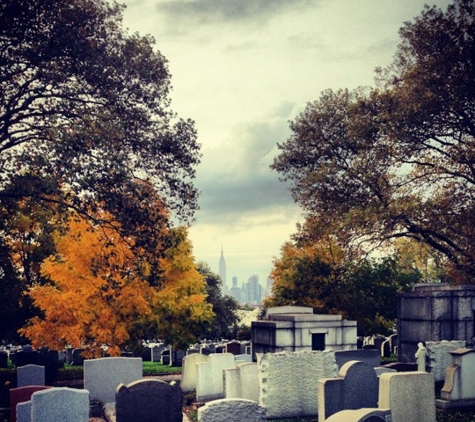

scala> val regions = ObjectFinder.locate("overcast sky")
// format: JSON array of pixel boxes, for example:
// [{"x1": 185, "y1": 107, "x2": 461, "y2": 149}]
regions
[{"x1": 120, "y1": 0, "x2": 452, "y2": 288}]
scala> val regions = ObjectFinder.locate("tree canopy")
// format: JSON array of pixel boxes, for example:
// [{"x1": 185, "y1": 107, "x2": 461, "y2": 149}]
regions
[
  {"x1": 272, "y1": 0, "x2": 475, "y2": 281},
  {"x1": 19, "y1": 215, "x2": 213, "y2": 355},
  {"x1": 0, "y1": 0, "x2": 200, "y2": 247}
]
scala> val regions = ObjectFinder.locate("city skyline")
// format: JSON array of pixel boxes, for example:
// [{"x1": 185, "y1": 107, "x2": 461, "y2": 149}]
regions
[{"x1": 120, "y1": 0, "x2": 453, "y2": 285}]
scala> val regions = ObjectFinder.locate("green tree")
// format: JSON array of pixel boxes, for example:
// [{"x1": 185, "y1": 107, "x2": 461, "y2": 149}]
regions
[
  {"x1": 0, "y1": 0, "x2": 200, "y2": 251},
  {"x1": 272, "y1": 0, "x2": 475, "y2": 281},
  {"x1": 264, "y1": 238, "x2": 420, "y2": 335},
  {"x1": 197, "y1": 263, "x2": 240, "y2": 340}
]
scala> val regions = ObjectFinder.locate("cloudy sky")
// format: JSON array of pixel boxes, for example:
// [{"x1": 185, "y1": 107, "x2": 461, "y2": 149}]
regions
[{"x1": 120, "y1": 0, "x2": 452, "y2": 289}]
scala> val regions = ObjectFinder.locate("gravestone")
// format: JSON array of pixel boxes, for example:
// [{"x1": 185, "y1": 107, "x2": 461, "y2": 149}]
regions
[
  {"x1": 318, "y1": 360, "x2": 379, "y2": 421},
  {"x1": 225, "y1": 341, "x2": 241, "y2": 356},
  {"x1": 141, "y1": 347, "x2": 152, "y2": 362},
  {"x1": 114, "y1": 379, "x2": 183, "y2": 422},
  {"x1": 196, "y1": 353, "x2": 236, "y2": 402},
  {"x1": 16, "y1": 401, "x2": 31, "y2": 422},
  {"x1": 325, "y1": 408, "x2": 392, "y2": 422},
  {"x1": 215, "y1": 346, "x2": 225, "y2": 354},
  {"x1": 198, "y1": 398, "x2": 266, "y2": 422},
  {"x1": 181, "y1": 353, "x2": 210, "y2": 392},
  {"x1": 426, "y1": 340, "x2": 465, "y2": 381},
  {"x1": 17, "y1": 364, "x2": 45, "y2": 387},
  {"x1": 15, "y1": 351, "x2": 39, "y2": 367},
  {"x1": 224, "y1": 362, "x2": 259, "y2": 402},
  {"x1": 0, "y1": 352, "x2": 8, "y2": 368},
  {"x1": 436, "y1": 348, "x2": 475, "y2": 409},
  {"x1": 71, "y1": 349, "x2": 84, "y2": 366},
  {"x1": 10, "y1": 386, "x2": 51, "y2": 422},
  {"x1": 30, "y1": 387, "x2": 89, "y2": 422},
  {"x1": 151, "y1": 345, "x2": 165, "y2": 362},
  {"x1": 379, "y1": 371, "x2": 436, "y2": 422},
  {"x1": 258, "y1": 350, "x2": 338, "y2": 419},
  {"x1": 84, "y1": 357, "x2": 143, "y2": 404}
]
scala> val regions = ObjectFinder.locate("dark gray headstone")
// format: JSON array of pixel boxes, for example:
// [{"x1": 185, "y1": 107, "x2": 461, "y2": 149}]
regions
[
  {"x1": 334, "y1": 349, "x2": 380, "y2": 370},
  {"x1": 115, "y1": 379, "x2": 183, "y2": 422},
  {"x1": 0, "y1": 352, "x2": 8, "y2": 368},
  {"x1": 226, "y1": 341, "x2": 241, "y2": 356},
  {"x1": 72, "y1": 349, "x2": 84, "y2": 366},
  {"x1": 319, "y1": 361, "x2": 378, "y2": 421}
]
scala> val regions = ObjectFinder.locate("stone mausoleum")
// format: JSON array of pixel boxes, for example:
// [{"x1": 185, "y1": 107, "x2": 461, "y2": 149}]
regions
[
  {"x1": 251, "y1": 306, "x2": 357, "y2": 360},
  {"x1": 398, "y1": 283, "x2": 475, "y2": 363}
]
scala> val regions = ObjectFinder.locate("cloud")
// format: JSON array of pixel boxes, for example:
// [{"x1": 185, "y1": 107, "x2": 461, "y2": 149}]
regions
[
  {"x1": 193, "y1": 102, "x2": 299, "y2": 226},
  {"x1": 156, "y1": 0, "x2": 315, "y2": 25}
]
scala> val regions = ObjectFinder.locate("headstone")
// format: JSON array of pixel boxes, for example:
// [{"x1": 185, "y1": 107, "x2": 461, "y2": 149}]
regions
[
  {"x1": 426, "y1": 340, "x2": 465, "y2": 381},
  {"x1": 215, "y1": 346, "x2": 225, "y2": 354},
  {"x1": 196, "y1": 353, "x2": 236, "y2": 402},
  {"x1": 381, "y1": 340, "x2": 391, "y2": 358},
  {"x1": 30, "y1": 387, "x2": 89, "y2": 422},
  {"x1": 84, "y1": 357, "x2": 143, "y2": 404},
  {"x1": 325, "y1": 408, "x2": 392, "y2": 422},
  {"x1": 258, "y1": 350, "x2": 338, "y2": 419},
  {"x1": 379, "y1": 371, "x2": 436, "y2": 422},
  {"x1": 16, "y1": 401, "x2": 31, "y2": 422},
  {"x1": 187, "y1": 348, "x2": 199, "y2": 355},
  {"x1": 225, "y1": 341, "x2": 241, "y2": 356},
  {"x1": 17, "y1": 365, "x2": 45, "y2": 387},
  {"x1": 151, "y1": 345, "x2": 165, "y2": 362},
  {"x1": 224, "y1": 362, "x2": 259, "y2": 402},
  {"x1": 200, "y1": 347, "x2": 211, "y2": 356},
  {"x1": 436, "y1": 348, "x2": 475, "y2": 409},
  {"x1": 141, "y1": 347, "x2": 152, "y2": 362},
  {"x1": 234, "y1": 354, "x2": 252, "y2": 363},
  {"x1": 171, "y1": 349, "x2": 186, "y2": 366},
  {"x1": 0, "y1": 351, "x2": 8, "y2": 368},
  {"x1": 160, "y1": 350, "x2": 170, "y2": 365},
  {"x1": 318, "y1": 360, "x2": 379, "y2": 421},
  {"x1": 198, "y1": 398, "x2": 266, "y2": 422},
  {"x1": 114, "y1": 379, "x2": 183, "y2": 422},
  {"x1": 181, "y1": 353, "x2": 210, "y2": 392},
  {"x1": 10, "y1": 386, "x2": 51, "y2": 422},
  {"x1": 15, "y1": 352, "x2": 39, "y2": 367},
  {"x1": 71, "y1": 349, "x2": 84, "y2": 366}
]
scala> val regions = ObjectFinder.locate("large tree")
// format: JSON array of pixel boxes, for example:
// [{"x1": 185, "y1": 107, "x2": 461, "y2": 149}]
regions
[
  {"x1": 0, "y1": 0, "x2": 200, "y2": 246},
  {"x1": 272, "y1": 0, "x2": 475, "y2": 281}
]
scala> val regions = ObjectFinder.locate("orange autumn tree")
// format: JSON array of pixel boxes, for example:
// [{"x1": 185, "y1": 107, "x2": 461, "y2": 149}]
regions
[
  {"x1": 19, "y1": 213, "x2": 155, "y2": 357},
  {"x1": 152, "y1": 226, "x2": 213, "y2": 350},
  {"x1": 20, "y1": 213, "x2": 213, "y2": 356}
]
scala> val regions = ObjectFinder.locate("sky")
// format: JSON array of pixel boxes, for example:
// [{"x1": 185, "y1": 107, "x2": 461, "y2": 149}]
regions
[{"x1": 120, "y1": 0, "x2": 452, "y2": 288}]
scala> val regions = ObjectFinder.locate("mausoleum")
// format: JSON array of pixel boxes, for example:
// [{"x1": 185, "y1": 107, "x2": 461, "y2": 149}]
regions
[
  {"x1": 251, "y1": 306, "x2": 357, "y2": 360},
  {"x1": 397, "y1": 284, "x2": 475, "y2": 363}
]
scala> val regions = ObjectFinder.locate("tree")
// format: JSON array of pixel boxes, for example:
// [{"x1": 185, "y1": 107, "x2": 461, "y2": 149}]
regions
[
  {"x1": 0, "y1": 0, "x2": 200, "y2": 255},
  {"x1": 264, "y1": 238, "x2": 420, "y2": 335},
  {"x1": 197, "y1": 263, "x2": 240, "y2": 340},
  {"x1": 272, "y1": 0, "x2": 475, "y2": 281},
  {"x1": 151, "y1": 228, "x2": 214, "y2": 350},
  {"x1": 19, "y1": 212, "x2": 155, "y2": 357},
  {"x1": 19, "y1": 213, "x2": 213, "y2": 355}
]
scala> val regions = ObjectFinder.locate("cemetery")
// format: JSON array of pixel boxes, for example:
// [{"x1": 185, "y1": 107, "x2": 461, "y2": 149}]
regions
[{"x1": 0, "y1": 304, "x2": 474, "y2": 422}]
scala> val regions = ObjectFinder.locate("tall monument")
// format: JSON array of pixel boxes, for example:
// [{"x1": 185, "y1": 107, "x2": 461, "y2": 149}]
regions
[{"x1": 219, "y1": 245, "x2": 227, "y2": 287}]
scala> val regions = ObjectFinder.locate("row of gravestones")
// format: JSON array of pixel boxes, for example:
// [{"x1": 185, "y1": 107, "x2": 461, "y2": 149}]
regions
[
  {"x1": 358, "y1": 333, "x2": 398, "y2": 358},
  {"x1": 10, "y1": 347, "x2": 475, "y2": 422}
]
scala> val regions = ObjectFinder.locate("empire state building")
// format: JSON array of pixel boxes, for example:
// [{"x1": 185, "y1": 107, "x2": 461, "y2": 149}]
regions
[{"x1": 219, "y1": 246, "x2": 227, "y2": 287}]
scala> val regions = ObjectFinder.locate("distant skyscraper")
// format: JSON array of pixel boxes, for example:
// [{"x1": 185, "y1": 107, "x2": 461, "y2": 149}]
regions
[{"x1": 219, "y1": 246, "x2": 227, "y2": 286}]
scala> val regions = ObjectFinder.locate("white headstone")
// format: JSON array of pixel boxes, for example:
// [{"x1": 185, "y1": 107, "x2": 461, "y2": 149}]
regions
[
  {"x1": 379, "y1": 371, "x2": 436, "y2": 422},
  {"x1": 196, "y1": 353, "x2": 236, "y2": 402},
  {"x1": 181, "y1": 353, "x2": 210, "y2": 392},
  {"x1": 224, "y1": 362, "x2": 259, "y2": 402},
  {"x1": 84, "y1": 357, "x2": 143, "y2": 403}
]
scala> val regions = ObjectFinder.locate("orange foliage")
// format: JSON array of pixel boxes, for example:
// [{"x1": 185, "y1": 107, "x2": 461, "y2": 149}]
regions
[{"x1": 19, "y1": 214, "x2": 154, "y2": 357}]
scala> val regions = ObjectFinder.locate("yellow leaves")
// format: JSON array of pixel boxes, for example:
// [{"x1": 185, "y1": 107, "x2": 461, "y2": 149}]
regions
[{"x1": 20, "y1": 212, "x2": 154, "y2": 355}]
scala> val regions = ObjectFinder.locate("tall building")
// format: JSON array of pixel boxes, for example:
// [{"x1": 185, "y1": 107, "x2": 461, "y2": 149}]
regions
[{"x1": 219, "y1": 246, "x2": 227, "y2": 288}]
